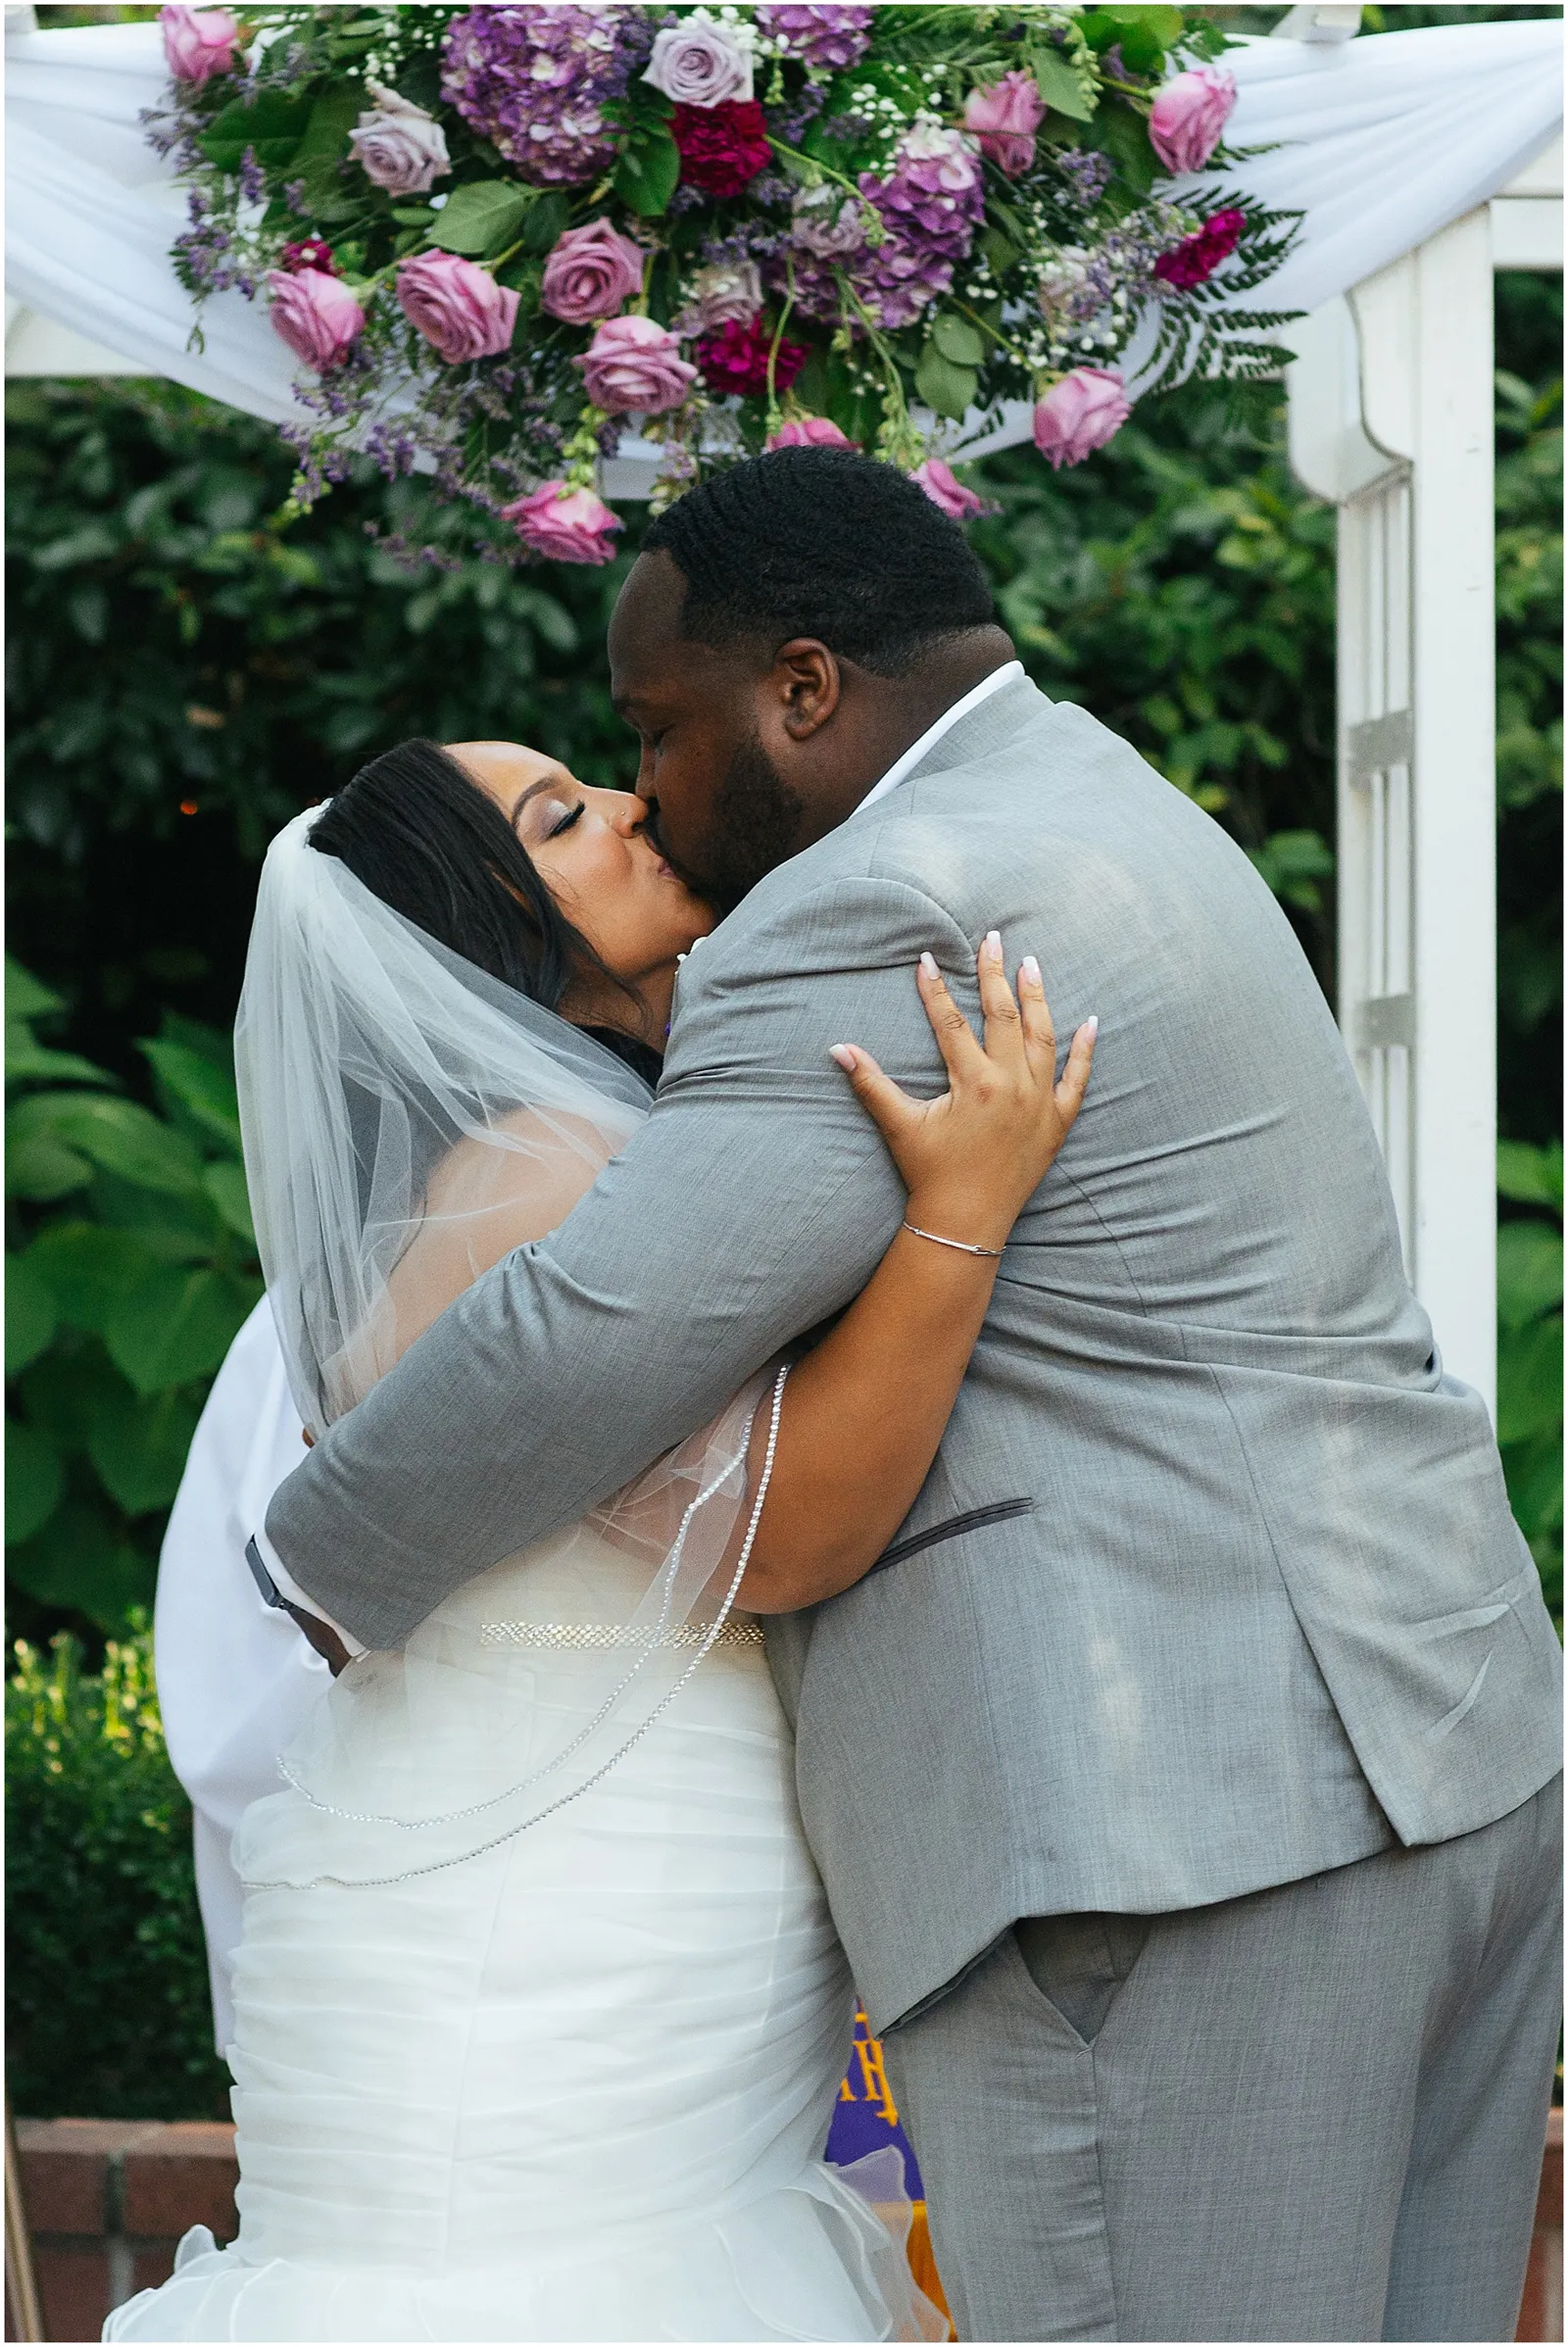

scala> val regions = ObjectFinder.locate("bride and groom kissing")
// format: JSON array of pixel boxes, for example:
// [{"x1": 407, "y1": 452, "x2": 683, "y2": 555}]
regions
[{"x1": 115, "y1": 447, "x2": 1559, "y2": 2344}]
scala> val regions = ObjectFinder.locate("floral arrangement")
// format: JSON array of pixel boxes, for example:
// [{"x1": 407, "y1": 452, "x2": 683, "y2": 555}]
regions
[{"x1": 149, "y1": 3, "x2": 1297, "y2": 563}]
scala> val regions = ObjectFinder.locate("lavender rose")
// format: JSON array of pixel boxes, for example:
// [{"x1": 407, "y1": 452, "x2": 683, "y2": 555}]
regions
[
  {"x1": 767, "y1": 416, "x2": 857, "y2": 450},
  {"x1": 577, "y1": 315, "x2": 698, "y2": 416},
  {"x1": 911, "y1": 457, "x2": 986, "y2": 519},
  {"x1": 962, "y1": 70, "x2": 1045, "y2": 179},
  {"x1": 160, "y1": 4, "x2": 240, "y2": 83},
  {"x1": 790, "y1": 183, "x2": 866, "y2": 260},
  {"x1": 1032, "y1": 367, "x2": 1131, "y2": 469},
  {"x1": 397, "y1": 251, "x2": 519, "y2": 364},
  {"x1": 674, "y1": 257, "x2": 763, "y2": 336},
  {"x1": 541, "y1": 220, "x2": 645, "y2": 324},
  {"x1": 643, "y1": 9, "x2": 753, "y2": 107},
  {"x1": 349, "y1": 83, "x2": 452, "y2": 197},
  {"x1": 267, "y1": 269, "x2": 366, "y2": 372},
  {"x1": 503, "y1": 482, "x2": 623, "y2": 565},
  {"x1": 1148, "y1": 65, "x2": 1237, "y2": 175}
]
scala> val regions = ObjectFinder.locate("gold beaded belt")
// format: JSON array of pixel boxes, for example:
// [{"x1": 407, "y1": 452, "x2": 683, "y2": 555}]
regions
[{"x1": 477, "y1": 1620, "x2": 765, "y2": 1650}]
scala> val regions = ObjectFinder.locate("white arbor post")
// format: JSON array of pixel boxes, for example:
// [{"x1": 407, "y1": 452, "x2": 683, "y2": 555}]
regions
[{"x1": 1288, "y1": 141, "x2": 1563, "y2": 1419}]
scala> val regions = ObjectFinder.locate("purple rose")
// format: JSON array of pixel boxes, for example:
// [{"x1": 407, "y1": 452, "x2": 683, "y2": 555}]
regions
[
  {"x1": 577, "y1": 315, "x2": 698, "y2": 416},
  {"x1": 767, "y1": 416, "x2": 857, "y2": 451},
  {"x1": 673, "y1": 257, "x2": 762, "y2": 336},
  {"x1": 962, "y1": 71, "x2": 1046, "y2": 179},
  {"x1": 349, "y1": 83, "x2": 452, "y2": 197},
  {"x1": 267, "y1": 269, "x2": 366, "y2": 372},
  {"x1": 1148, "y1": 66, "x2": 1237, "y2": 176},
  {"x1": 541, "y1": 219, "x2": 646, "y2": 324},
  {"x1": 790, "y1": 183, "x2": 866, "y2": 260},
  {"x1": 755, "y1": 5, "x2": 873, "y2": 73},
  {"x1": 911, "y1": 458, "x2": 985, "y2": 519},
  {"x1": 1032, "y1": 367, "x2": 1131, "y2": 469},
  {"x1": 160, "y1": 5, "x2": 240, "y2": 83},
  {"x1": 503, "y1": 482, "x2": 623, "y2": 565},
  {"x1": 644, "y1": 10, "x2": 753, "y2": 107},
  {"x1": 397, "y1": 251, "x2": 519, "y2": 365}
]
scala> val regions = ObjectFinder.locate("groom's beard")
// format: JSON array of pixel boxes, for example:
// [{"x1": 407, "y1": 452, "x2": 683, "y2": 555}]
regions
[{"x1": 694, "y1": 729, "x2": 808, "y2": 917}]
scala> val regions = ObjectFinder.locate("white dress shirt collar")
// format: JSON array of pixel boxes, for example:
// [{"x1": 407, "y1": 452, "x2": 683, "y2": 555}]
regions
[{"x1": 853, "y1": 659, "x2": 1025, "y2": 817}]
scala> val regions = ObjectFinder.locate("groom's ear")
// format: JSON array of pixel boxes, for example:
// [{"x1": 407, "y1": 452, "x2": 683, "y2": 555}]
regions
[{"x1": 770, "y1": 639, "x2": 841, "y2": 743}]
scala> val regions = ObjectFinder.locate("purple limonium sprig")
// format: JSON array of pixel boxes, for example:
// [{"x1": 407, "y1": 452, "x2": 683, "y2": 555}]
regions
[{"x1": 1056, "y1": 148, "x2": 1113, "y2": 210}]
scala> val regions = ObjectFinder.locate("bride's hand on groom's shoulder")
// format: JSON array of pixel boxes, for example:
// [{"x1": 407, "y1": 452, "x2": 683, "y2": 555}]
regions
[{"x1": 829, "y1": 933, "x2": 1097, "y2": 1254}]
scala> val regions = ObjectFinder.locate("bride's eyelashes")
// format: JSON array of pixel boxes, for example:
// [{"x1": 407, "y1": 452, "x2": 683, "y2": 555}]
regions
[{"x1": 543, "y1": 802, "x2": 584, "y2": 840}]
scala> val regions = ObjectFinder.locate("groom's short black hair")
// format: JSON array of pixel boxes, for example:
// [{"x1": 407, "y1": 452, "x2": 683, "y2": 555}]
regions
[{"x1": 643, "y1": 447, "x2": 998, "y2": 677}]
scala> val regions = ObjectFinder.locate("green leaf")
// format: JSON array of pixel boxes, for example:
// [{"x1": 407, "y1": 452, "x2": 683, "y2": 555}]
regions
[
  {"x1": 932, "y1": 313, "x2": 986, "y2": 369},
  {"x1": 613, "y1": 127, "x2": 681, "y2": 220},
  {"x1": 138, "y1": 1038, "x2": 242, "y2": 1152},
  {"x1": 4, "y1": 1125, "x2": 92, "y2": 1202},
  {"x1": 1496, "y1": 1313, "x2": 1564, "y2": 1446},
  {"x1": 1032, "y1": 52, "x2": 1097, "y2": 123},
  {"x1": 104, "y1": 1266, "x2": 256, "y2": 1397},
  {"x1": 522, "y1": 190, "x2": 572, "y2": 257},
  {"x1": 198, "y1": 91, "x2": 312, "y2": 174},
  {"x1": 296, "y1": 82, "x2": 362, "y2": 169},
  {"x1": 6, "y1": 1250, "x2": 58, "y2": 1375},
  {"x1": 7, "y1": 1418, "x2": 64, "y2": 1546},
  {"x1": 6, "y1": 1496, "x2": 152, "y2": 1629},
  {"x1": 1497, "y1": 1220, "x2": 1564, "y2": 1330},
  {"x1": 6, "y1": 958, "x2": 63, "y2": 1022},
  {"x1": 85, "y1": 1384, "x2": 203, "y2": 1517},
  {"x1": 426, "y1": 180, "x2": 533, "y2": 258},
  {"x1": 25, "y1": 1224, "x2": 159, "y2": 1334},
  {"x1": 915, "y1": 344, "x2": 979, "y2": 422},
  {"x1": 1086, "y1": 102, "x2": 1157, "y2": 198},
  {"x1": 6, "y1": 1093, "x2": 203, "y2": 1198},
  {"x1": 203, "y1": 1160, "x2": 256, "y2": 1245},
  {"x1": 1498, "y1": 1140, "x2": 1564, "y2": 1217},
  {"x1": 5, "y1": 1023, "x2": 115, "y2": 1088}
]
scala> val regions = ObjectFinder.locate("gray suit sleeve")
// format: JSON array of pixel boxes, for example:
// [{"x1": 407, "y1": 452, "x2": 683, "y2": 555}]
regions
[{"x1": 264, "y1": 872, "x2": 974, "y2": 1647}]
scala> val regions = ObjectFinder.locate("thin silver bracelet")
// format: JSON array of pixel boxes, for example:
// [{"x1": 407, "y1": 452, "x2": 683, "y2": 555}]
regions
[{"x1": 902, "y1": 1221, "x2": 1005, "y2": 1259}]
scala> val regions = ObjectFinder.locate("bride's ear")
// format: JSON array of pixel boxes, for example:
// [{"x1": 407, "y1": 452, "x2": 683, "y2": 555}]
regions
[{"x1": 771, "y1": 640, "x2": 841, "y2": 742}]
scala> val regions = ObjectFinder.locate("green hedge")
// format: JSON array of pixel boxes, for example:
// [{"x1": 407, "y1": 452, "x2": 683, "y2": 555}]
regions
[{"x1": 6, "y1": 1621, "x2": 230, "y2": 2119}]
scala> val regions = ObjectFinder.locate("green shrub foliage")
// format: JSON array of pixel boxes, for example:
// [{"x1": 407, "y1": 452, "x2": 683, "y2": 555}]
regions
[{"x1": 6, "y1": 1621, "x2": 231, "y2": 2119}]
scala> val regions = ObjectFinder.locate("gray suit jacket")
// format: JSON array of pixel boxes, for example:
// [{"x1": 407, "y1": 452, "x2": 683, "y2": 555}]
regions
[{"x1": 268, "y1": 678, "x2": 1561, "y2": 2032}]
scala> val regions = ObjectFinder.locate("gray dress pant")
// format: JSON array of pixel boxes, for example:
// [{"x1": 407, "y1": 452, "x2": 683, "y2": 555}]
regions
[{"x1": 883, "y1": 1776, "x2": 1562, "y2": 2343}]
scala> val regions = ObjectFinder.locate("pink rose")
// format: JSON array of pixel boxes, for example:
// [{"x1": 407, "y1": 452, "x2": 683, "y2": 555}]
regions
[
  {"x1": 502, "y1": 482, "x2": 623, "y2": 566},
  {"x1": 643, "y1": 11, "x2": 753, "y2": 107},
  {"x1": 266, "y1": 269, "x2": 366, "y2": 372},
  {"x1": 767, "y1": 416, "x2": 858, "y2": 451},
  {"x1": 577, "y1": 315, "x2": 698, "y2": 416},
  {"x1": 911, "y1": 457, "x2": 985, "y2": 519},
  {"x1": 541, "y1": 219, "x2": 646, "y2": 325},
  {"x1": 1148, "y1": 66, "x2": 1237, "y2": 176},
  {"x1": 349, "y1": 84, "x2": 451, "y2": 198},
  {"x1": 160, "y1": 4, "x2": 240, "y2": 83},
  {"x1": 673, "y1": 257, "x2": 762, "y2": 337},
  {"x1": 962, "y1": 70, "x2": 1045, "y2": 179},
  {"x1": 397, "y1": 251, "x2": 518, "y2": 365},
  {"x1": 1032, "y1": 367, "x2": 1131, "y2": 469}
]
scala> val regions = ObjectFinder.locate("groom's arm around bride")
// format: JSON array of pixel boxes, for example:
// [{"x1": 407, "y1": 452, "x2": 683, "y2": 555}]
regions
[{"x1": 265, "y1": 450, "x2": 1560, "y2": 2343}]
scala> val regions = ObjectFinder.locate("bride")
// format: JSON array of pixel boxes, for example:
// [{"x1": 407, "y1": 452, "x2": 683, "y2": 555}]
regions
[{"x1": 108, "y1": 736, "x2": 1095, "y2": 2344}]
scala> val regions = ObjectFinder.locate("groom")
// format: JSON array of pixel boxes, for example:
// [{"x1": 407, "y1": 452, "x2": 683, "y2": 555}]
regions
[{"x1": 263, "y1": 450, "x2": 1561, "y2": 2342}]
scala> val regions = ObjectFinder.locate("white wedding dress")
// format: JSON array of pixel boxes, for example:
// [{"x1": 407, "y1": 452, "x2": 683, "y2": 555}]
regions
[{"x1": 106, "y1": 1528, "x2": 941, "y2": 2342}]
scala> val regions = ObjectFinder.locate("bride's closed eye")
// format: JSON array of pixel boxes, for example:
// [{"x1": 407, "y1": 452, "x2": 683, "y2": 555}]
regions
[{"x1": 545, "y1": 802, "x2": 583, "y2": 840}]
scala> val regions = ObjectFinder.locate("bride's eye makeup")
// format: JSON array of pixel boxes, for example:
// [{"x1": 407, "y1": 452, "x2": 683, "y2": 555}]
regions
[{"x1": 546, "y1": 801, "x2": 584, "y2": 841}]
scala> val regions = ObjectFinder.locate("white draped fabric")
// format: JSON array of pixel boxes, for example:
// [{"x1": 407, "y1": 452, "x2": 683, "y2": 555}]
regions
[{"x1": 6, "y1": 16, "x2": 1561, "y2": 465}]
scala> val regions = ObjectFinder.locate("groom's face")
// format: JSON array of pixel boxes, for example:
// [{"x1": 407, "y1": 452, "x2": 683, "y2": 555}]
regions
[{"x1": 609, "y1": 552, "x2": 822, "y2": 915}]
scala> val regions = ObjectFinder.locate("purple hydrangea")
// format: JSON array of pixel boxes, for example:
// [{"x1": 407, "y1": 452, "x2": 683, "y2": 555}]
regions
[
  {"x1": 857, "y1": 122, "x2": 985, "y2": 328},
  {"x1": 440, "y1": 5, "x2": 650, "y2": 188},
  {"x1": 755, "y1": 5, "x2": 874, "y2": 73}
]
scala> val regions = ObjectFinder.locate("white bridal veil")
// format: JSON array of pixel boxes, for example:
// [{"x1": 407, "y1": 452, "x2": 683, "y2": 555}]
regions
[{"x1": 232, "y1": 809, "x2": 777, "y2": 1885}]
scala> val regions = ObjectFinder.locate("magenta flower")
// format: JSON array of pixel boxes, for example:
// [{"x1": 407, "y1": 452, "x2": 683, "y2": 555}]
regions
[
  {"x1": 695, "y1": 317, "x2": 808, "y2": 399},
  {"x1": 504, "y1": 483, "x2": 623, "y2": 566},
  {"x1": 1032, "y1": 367, "x2": 1131, "y2": 469},
  {"x1": 279, "y1": 237, "x2": 337, "y2": 276},
  {"x1": 1148, "y1": 66, "x2": 1238, "y2": 176},
  {"x1": 768, "y1": 416, "x2": 857, "y2": 450},
  {"x1": 160, "y1": 5, "x2": 239, "y2": 83},
  {"x1": 962, "y1": 71, "x2": 1045, "y2": 179},
  {"x1": 541, "y1": 220, "x2": 646, "y2": 324},
  {"x1": 578, "y1": 316, "x2": 698, "y2": 416},
  {"x1": 1153, "y1": 207, "x2": 1247, "y2": 291},
  {"x1": 754, "y1": 5, "x2": 873, "y2": 72},
  {"x1": 267, "y1": 270, "x2": 365, "y2": 373},
  {"x1": 397, "y1": 252, "x2": 519, "y2": 365},
  {"x1": 911, "y1": 458, "x2": 985, "y2": 519},
  {"x1": 671, "y1": 100, "x2": 772, "y2": 197}
]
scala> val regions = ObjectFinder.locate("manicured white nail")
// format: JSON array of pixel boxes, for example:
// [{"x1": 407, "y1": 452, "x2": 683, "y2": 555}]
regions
[
  {"x1": 984, "y1": 930, "x2": 1003, "y2": 960},
  {"x1": 830, "y1": 1045, "x2": 857, "y2": 1070},
  {"x1": 1021, "y1": 954, "x2": 1041, "y2": 985},
  {"x1": 1082, "y1": 1015, "x2": 1099, "y2": 1038},
  {"x1": 919, "y1": 952, "x2": 939, "y2": 980}
]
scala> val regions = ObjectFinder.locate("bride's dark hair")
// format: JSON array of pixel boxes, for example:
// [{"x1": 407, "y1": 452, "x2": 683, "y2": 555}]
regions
[{"x1": 307, "y1": 738, "x2": 662, "y2": 1084}]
